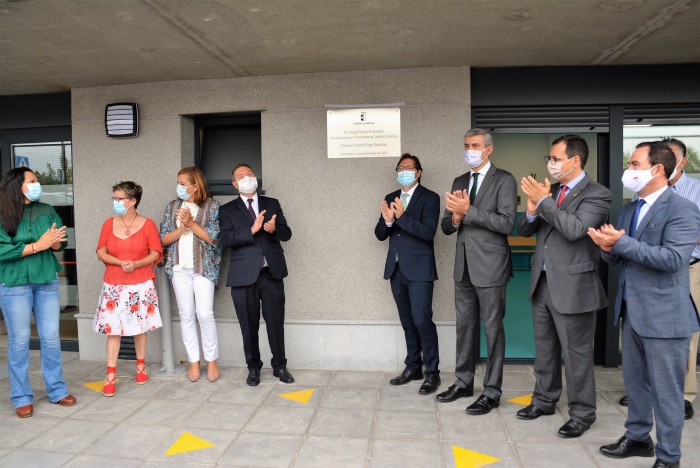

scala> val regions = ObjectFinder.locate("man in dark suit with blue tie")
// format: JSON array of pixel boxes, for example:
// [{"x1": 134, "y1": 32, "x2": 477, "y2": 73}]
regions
[
  {"x1": 590, "y1": 142, "x2": 700, "y2": 468},
  {"x1": 220, "y1": 163, "x2": 294, "y2": 387},
  {"x1": 375, "y1": 153, "x2": 442, "y2": 395}
]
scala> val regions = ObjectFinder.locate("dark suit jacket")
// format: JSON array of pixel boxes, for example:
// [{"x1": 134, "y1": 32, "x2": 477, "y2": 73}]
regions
[
  {"x1": 374, "y1": 184, "x2": 440, "y2": 282},
  {"x1": 517, "y1": 174, "x2": 611, "y2": 314},
  {"x1": 220, "y1": 195, "x2": 292, "y2": 287},
  {"x1": 603, "y1": 189, "x2": 700, "y2": 338},
  {"x1": 441, "y1": 164, "x2": 517, "y2": 287}
]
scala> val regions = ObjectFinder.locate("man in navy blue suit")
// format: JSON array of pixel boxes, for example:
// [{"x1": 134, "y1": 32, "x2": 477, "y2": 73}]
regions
[
  {"x1": 220, "y1": 163, "x2": 294, "y2": 387},
  {"x1": 375, "y1": 153, "x2": 441, "y2": 395}
]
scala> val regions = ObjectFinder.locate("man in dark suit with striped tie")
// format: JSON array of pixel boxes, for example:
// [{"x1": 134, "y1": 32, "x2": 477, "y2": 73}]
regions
[
  {"x1": 517, "y1": 135, "x2": 612, "y2": 438},
  {"x1": 220, "y1": 163, "x2": 294, "y2": 387}
]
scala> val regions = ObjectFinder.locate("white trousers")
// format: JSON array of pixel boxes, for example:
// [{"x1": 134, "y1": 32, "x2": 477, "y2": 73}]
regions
[{"x1": 171, "y1": 269, "x2": 218, "y2": 362}]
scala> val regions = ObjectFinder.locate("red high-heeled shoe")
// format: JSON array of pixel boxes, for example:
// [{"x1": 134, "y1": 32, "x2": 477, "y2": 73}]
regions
[
  {"x1": 103, "y1": 366, "x2": 117, "y2": 397},
  {"x1": 135, "y1": 359, "x2": 148, "y2": 384}
]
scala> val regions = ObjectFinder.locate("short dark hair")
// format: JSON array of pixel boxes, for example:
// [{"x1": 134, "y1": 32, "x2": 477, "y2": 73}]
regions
[
  {"x1": 397, "y1": 153, "x2": 423, "y2": 183},
  {"x1": 112, "y1": 181, "x2": 143, "y2": 208},
  {"x1": 552, "y1": 135, "x2": 589, "y2": 169},
  {"x1": 231, "y1": 163, "x2": 254, "y2": 178},
  {"x1": 636, "y1": 141, "x2": 676, "y2": 179},
  {"x1": 660, "y1": 138, "x2": 687, "y2": 158}
]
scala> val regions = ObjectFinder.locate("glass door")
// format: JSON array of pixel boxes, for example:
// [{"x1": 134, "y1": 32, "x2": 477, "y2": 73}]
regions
[{"x1": 10, "y1": 141, "x2": 78, "y2": 345}]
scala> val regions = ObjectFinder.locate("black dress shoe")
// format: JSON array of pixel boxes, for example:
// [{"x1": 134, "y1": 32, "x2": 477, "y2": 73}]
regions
[
  {"x1": 466, "y1": 394, "x2": 499, "y2": 415},
  {"x1": 436, "y1": 384, "x2": 473, "y2": 402},
  {"x1": 418, "y1": 374, "x2": 441, "y2": 395},
  {"x1": 557, "y1": 419, "x2": 589, "y2": 438},
  {"x1": 619, "y1": 395, "x2": 628, "y2": 406},
  {"x1": 652, "y1": 459, "x2": 679, "y2": 468},
  {"x1": 599, "y1": 435, "x2": 654, "y2": 459},
  {"x1": 516, "y1": 404, "x2": 554, "y2": 420},
  {"x1": 273, "y1": 367, "x2": 295, "y2": 384},
  {"x1": 389, "y1": 368, "x2": 424, "y2": 386},
  {"x1": 246, "y1": 369, "x2": 260, "y2": 387},
  {"x1": 685, "y1": 400, "x2": 694, "y2": 420}
]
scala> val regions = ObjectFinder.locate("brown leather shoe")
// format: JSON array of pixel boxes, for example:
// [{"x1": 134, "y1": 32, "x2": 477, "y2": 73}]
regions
[
  {"x1": 57, "y1": 395, "x2": 76, "y2": 407},
  {"x1": 16, "y1": 404, "x2": 33, "y2": 418}
]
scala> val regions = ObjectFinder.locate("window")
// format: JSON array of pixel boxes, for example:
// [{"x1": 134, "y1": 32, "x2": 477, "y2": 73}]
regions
[{"x1": 192, "y1": 112, "x2": 262, "y2": 195}]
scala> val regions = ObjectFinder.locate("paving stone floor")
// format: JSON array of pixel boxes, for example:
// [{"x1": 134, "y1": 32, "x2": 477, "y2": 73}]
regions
[{"x1": 0, "y1": 350, "x2": 698, "y2": 467}]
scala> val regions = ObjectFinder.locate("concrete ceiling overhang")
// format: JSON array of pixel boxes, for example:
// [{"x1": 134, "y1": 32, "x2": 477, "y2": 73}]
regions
[{"x1": 1, "y1": 0, "x2": 699, "y2": 95}]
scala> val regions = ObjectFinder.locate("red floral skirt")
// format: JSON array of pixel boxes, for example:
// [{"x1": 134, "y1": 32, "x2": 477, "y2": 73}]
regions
[{"x1": 93, "y1": 279, "x2": 162, "y2": 336}]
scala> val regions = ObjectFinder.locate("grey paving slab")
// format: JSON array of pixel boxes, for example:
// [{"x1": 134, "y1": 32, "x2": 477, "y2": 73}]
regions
[
  {"x1": 329, "y1": 370, "x2": 384, "y2": 387},
  {"x1": 146, "y1": 427, "x2": 238, "y2": 464},
  {"x1": 368, "y1": 439, "x2": 443, "y2": 468},
  {"x1": 84, "y1": 423, "x2": 173, "y2": 459},
  {"x1": 264, "y1": 385, "x2": 325, "y2": 408},
  {"x1": 185, "y1": 402, "x2": 258, "y2": 432},
  {"x1": 209, "y1": 382, "x2": 275, "y2": 405},
  {"x1": 515, "y1": 442, "x2": 597, "y2": 468},
  {"x1": 578, "y1": 412, "x2": 631, "y2": 444},
  {"x1": 319, "y1": 386, "x2": 380, "y2": 409},
  {"x1": 220, "y1": 433, "x2": 303, "y2": 466},
  {"x1": 156, "y1": 377, "x2": 223, "y2": 402},
  {"x1": 594, "y1": 370, "x2": 627, "y2": 392},
  {"x1": 293, "y1": 436, "x2": 370, "y2": 468},
  {"x1": 438, "y1": 409, "x2": 509, "y2": 441},
  {"x1": 378, "y1": 385, "x2": 437, "y2": 412},
  {"x1": 0, "y1": 449, "x2": 74, "y2": 468},
  {"x1": 442, "y1": 441, "x2": 521, "y2": 468},
  {"x1": 373, "y1": 410, "x2": 439, "y2": 440},
  {"x1": 500, "y1": 410, "x2": 570, "y2": 443},
  {"x1": 63, "y1": 455, "x2": 143, "y2": 468},
  {"x1": 24, "y1": 419, "x2": 115, "y2": 454},
  {"x1": 123, "y1": 398, "x2": 199, "y2": 427},
  {"x1": 69, "y1": 395, "x2": 149, "y2": 423},
  {"x1": 32, "y1": 394, "x2": 100, "y2": 419},
  {"x1": 582, "y1": 443, "x2": 650, "y2": 467},
  {"x1": 243, "y1": 405, "x2": 316, "y2": 435},
  {"x1": 307, "y1": 407, "x2": 375, "y2": 438},
  {"x1": 0, "y1": 416, "x2": 61, "y2": 449},
  {"x1": 288, "y1": 369, "x2": 333, "y2": 386},
  {"x1": 109, "y1": 378, "x2": 174, "y2": 399},
  {"x1": 502, "y1": 370, "x2": 537, "y2": 391}
]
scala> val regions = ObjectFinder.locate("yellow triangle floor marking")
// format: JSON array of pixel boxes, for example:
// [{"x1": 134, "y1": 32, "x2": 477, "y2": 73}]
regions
[
  {"x1": 83, "y1": 379, "x2": 119, "y2": 393},
  {"x1": 165, "y1": 432, "x2": 215, "y2": 456},
  {"x1": 278, "y1": 388, "x2": 315, "y2": 405},
  {"x1": 453, "y1": 445, "x2": 501, "y2": 468},
  {"x1": 507, "y1": 393, "x2": 532, "y2": 406}
]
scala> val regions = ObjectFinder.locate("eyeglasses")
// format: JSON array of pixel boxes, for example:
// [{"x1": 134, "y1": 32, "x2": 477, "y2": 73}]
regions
[
  {"x1": 111, "y1": 197, "x2": 132, "y2": 203},
  {"x1": 396, "y1": 165, "x2": 417, "y2": 172},
  {"x1": 543, "y1": 155, "x2": 573, "y2": 164}
]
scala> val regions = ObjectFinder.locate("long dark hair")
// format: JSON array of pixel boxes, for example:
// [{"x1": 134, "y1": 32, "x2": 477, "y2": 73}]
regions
[{"x1": 0, "y1": 167, "x2": 33, "y2": 237}]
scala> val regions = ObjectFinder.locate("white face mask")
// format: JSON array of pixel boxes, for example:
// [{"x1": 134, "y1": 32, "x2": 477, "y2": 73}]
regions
[
  {"x1": 464, "y1": 149, "x2": 487, "y2": 168},
  {"x1": 547, "y1": 158, "x2": 576, "y2": 181},
  {"x1": 236, "y1": 176, "x2": 258, "y2": 194},
  {"x1": 621, "y1": 166, "x2": 657, "y2": 193},
  {"x1": 669, "y1": 163, "x2": 681, "y2": 182}
]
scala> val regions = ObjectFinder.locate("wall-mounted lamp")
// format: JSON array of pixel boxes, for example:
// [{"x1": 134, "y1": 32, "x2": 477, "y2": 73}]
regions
[{"x1": 105, "y1": 103, "x2": 139, "y2": 137}]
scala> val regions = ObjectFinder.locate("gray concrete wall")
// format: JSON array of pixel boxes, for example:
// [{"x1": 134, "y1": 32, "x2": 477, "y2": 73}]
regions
[{"x1": 72, "y1": 67, "x2": 470, "y2": 368}]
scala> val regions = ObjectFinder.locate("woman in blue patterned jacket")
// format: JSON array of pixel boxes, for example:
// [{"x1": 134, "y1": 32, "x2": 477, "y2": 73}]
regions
[{"x1": 160, "y1": 167, "x2": 222, "y2": 382}]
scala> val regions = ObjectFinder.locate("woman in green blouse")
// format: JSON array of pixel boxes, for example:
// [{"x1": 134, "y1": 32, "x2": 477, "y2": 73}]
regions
[{"x1": 0, "y1": 167, "x2": 76, "y2": 418}]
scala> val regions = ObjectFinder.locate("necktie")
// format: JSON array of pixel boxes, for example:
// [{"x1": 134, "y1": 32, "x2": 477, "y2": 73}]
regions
[
  {"x1": 556, "y1": 185, "x2": 568, "y2": 206},
  {"x1": 401, "y1": 192, "x2": 409, "y2": 208},
  {"x1": 629, "y1": 199, "x2": 646, "y2": 237},
  {"x1": 469, "y1": 173, "x2": 479, "y2": 204},
  {"x1": 247, "y1": 198, "x2": 256, "y2": 220}
]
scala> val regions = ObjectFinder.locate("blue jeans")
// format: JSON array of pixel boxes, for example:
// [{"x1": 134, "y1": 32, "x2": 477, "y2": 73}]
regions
[{"x1": 0, "y1": 278, "x2": 69, "y2": 408}]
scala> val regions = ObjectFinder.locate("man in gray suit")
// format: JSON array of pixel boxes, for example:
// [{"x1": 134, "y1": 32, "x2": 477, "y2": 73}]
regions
[
  {"x1": 437, "y1": 128, "x2": 517, "y2": 415},
  {"x1": 591, "y1": 142, "x2": 700, "y2": 468},
  {"x1": 517, "y1": 135, "x2": 611, "y2": 438}
]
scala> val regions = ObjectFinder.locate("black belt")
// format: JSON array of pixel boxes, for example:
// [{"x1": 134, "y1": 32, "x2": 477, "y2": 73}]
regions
[{"x1": 690, "y1": 258, "x2": 700, "y2": 266}]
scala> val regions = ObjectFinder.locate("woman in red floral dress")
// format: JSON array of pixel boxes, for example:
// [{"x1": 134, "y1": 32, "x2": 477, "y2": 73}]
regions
[{"x1": 94, "y1": 181, "x2": 163, "y2": 396}]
